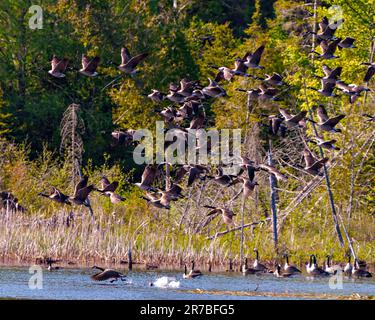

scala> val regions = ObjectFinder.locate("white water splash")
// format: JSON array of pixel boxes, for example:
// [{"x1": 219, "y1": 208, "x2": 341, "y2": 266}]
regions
[{"x1": 152, "y1": 276, "x2": 180, "y2": 288}]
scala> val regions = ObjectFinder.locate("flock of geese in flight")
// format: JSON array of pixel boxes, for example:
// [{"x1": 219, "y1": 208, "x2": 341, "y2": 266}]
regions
[{"x1": 1, "y1": 15, "x2": 374, "y2": 281}]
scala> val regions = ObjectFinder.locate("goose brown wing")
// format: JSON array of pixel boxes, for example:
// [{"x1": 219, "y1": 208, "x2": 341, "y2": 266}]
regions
[
  {"x1": 85, "y1": 56, "x2": 100, "y2": 72},
  {"x1": 141, "y1": 165, "x2": 157, "y2": 186},
  {"x1": 319, "y1": 16, "x2": 329, "y2": 32},
  {"x1": 279, "y1": 108, "x2": 292, "y2": 120},
  {"x1": 92, "y1": 269, "x2": 123, "y2": 281},
  {"x1": 51, "y1": 56, "x2": 60, "y2": 72},
  {"x1": 99, "y1": 177, "x2": 111, "y2": 190},
  {"x1": 103, "y1": 181, "x2": 119, "y2": 193},
  {"x1": 81, "y1": 54, "x2": 91, "y2": 69},
  {"x1": 289, "y1": 110, "x2": 307, "y2": 123},
  {"x1": 325, "y1": 38, "x2": 340, "y2": 54},
  {"x1": 234, "y1": 59, "x2": 247, "y2": 73},
  {"x1": 249, "y1": 45, "x2": 265, "y2": 64},
  {"x1": 309, "y1": 157, "x2": 329, "y2": 171},
  {"x1": 364, "y1": 66, "x2": 375, "y2": 82},
  {"x1": 124, "y1": 53, "x2": 148, "y2": 69},
  {"x1": 324, "y1": 114, "x2": 345, "y2": 127},
  {"x1": 75, "y1": 185, "x2": 94, "y2": 201},
  {"x1": 74, "y1": 176, "x2": 88, "y2": 197},
  {"x1": 322, "y1": 65, "x2": 332, "y2": 77},
  {"x1": 303, "y1": 148, "x2": 316, "y2": 168},
  {"x1": 121, "y1": 47, "x2": 132, "y2": 65},
  {"x1": 206, "y1": 208, "x2": 220, "y2": 216},
  {"x1": 317, "y1": 105, "x2": 329, "y2": 123},
  {"x1": 328, "y1": 66, "x2": 342, "y2": 79},
  {"x1": 187, "y1": 167, "x2": 200, "y2": 186}
]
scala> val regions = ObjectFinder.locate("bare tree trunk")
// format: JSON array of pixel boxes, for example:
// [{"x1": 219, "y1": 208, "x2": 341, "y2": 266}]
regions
[
  {"x1": 239, "y1": 195, "x2": 245, "y2": 266},
  {"x1": 268, "y1": 140, "x2": 278, "y2": 248}
]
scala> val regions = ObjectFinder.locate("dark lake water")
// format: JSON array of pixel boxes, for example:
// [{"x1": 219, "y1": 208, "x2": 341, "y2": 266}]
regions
[{"x1": 0, "y1": 266, "x2": 374, "y2": 300}]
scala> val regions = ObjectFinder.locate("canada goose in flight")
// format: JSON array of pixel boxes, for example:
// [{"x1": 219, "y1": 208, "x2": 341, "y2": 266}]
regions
[
  {"x1": 97, "y1": 176, "x2": 119, "y2": 194},
  {"x1": 313, "y1": 17, "x2": 343, "y2": 41},
  {"x1": 253, "y1": 249, "x2": 268, "y2": 272},
  {"x1": 69, "y1": 176, "x2": 95, "y2": 206},
  {"x1": 215, "y1": 59, "x2": 250, "y2": 81},
  {"x1": 163, "y1": 183, "x2": 184, "y2": 201},
  {"x1": 160, "y1": 106, "x2": 177, "y2": 122},
  {"x1": 202, "y1": 78, "x2": 227, "y2": 98},
  {"x1": 303, "y1": 148, "x2": 329, "y2": 176},
  {"x1": 316, "y1": 105, "x2": 345, "y2": 132},
  {"x1": 79, "y1": 54, "x2": 100, "y2": 77},
  {"x1": 177, "y1": 79, "x2": 199, "y2": 97},
  {"x1": 320, "y1": 65, "x2": 342, "y2": 84},
  {"x1": 91, "y1": 266, "x2": 126, "y2": 283},
  {"x1": 118, "y1": 47, "x2": 148, "y2": 74},
  {"x1": 238, "y1": 156, "x2": 259, "y2": 182},
  {"x1": 189, "y1": 112, "x2": 206, "y2": 130},
  {"x1": 306, "y1": 254, "x2": 329, "y2": 276},
  {"x1": 258, "y1": 164, "x2": 288, "y2": 182},
  {"x1": 362, "y1": 62, "x2": 375, "y2": 82},
  {"x1": 279, "y1": 108, "x2": 307, "y2": 128},
  {"x1": 148, "y1": 89, "x2": 166, "y2": 103},
  {"x1": 309, "y1": 79, "x2": 336, "y2": 97},
  {"x1": 283, "y1": 254, "x2": 301, "y2": 274},
  {"x1": 238, "y1": 177, "x2": 258, "y2": 199},
  {"x1": 258, "y1": 84, "x2": 279, "y2": 100},
  {"x1": 204, "y1": 205, "x2": 236, "y2": 225},
  {"x1": 268, "y1": 115, "x2": 287, "y2": 137},
  {"x1": 312, "y1": 39, "x2": 341, "y2": 59},
  {"x1": 105, "y1": 191, "x2": 125, "y2": 204},
  {"x1": 141, "y1": 192, "x2": 170, "y2": 210},
  {"x1": 274, "y1": 264, "x2": 292, "y2": 278},
  {"x1": 38, "y1": 187, "x2": 71, "y2": 205},
  {"x1": 135, "y1": 164, "x2": 159, "y2": 191},
  {"x1": 111, "y1": 129, "x2": 136, "y2": 147},
  {"x1": 243, "y1": 45, "x2": 265, "y2": 69},
  {"x1": 308, "y1": 136, "x2": 340, "y2": 151},
  {"x1": 336, "y1": 81, "x2": 370, "y2": 103},
  {"x1": 213, "y1": 167, "x2": 239, "y2": 186},
  {"x1": 48, "y1": 55, "x2": 69, "y2": 78},
  {"x1": 352, "y1": 259, "x2": 372, "y2": 278},
  {"x1": 185, "y1": 164, "x2": 210, "y2": 187},
  {"x1": 183, "y1": 261, "x2": 203, "y2": 279},
  {"x1": 338, "y1": 37, "x2": 356, "y2": 49},
  {"x1": 166, "y1": 89, "x2": 186, "y2": 103},
  {"x1": 235, "y1": 88, "x2": 261, "y2": 101},
  {"x1": 324, "y1": 255, "x2": 342, "y2": 274},
  {"x1": 242, "y1": 258, "x2": 258, "y2": 275},
  {"x1": 264, "y1": 72, "x2": 284, "y2": 86}
]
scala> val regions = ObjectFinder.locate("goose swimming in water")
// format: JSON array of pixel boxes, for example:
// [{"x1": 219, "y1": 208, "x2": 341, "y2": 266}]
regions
[
  {"x1": 242, "y1": 258, "x2": 258, "y2": 275},
  {"x1": 283, "y1": 254, "x2": 301, "y2": 274},
  {"x1": 253, "y1": 249, "x2": 268, "y2": 272},
  {"x1": 306, "y1": 254, "x2": 329, "y2": 276},
  {"x1": 274, "y1": 264, "x2": 292, "y2": 278},
  {"x1": 352, "y1": 259, "x2": 372, "y2": 278}
]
